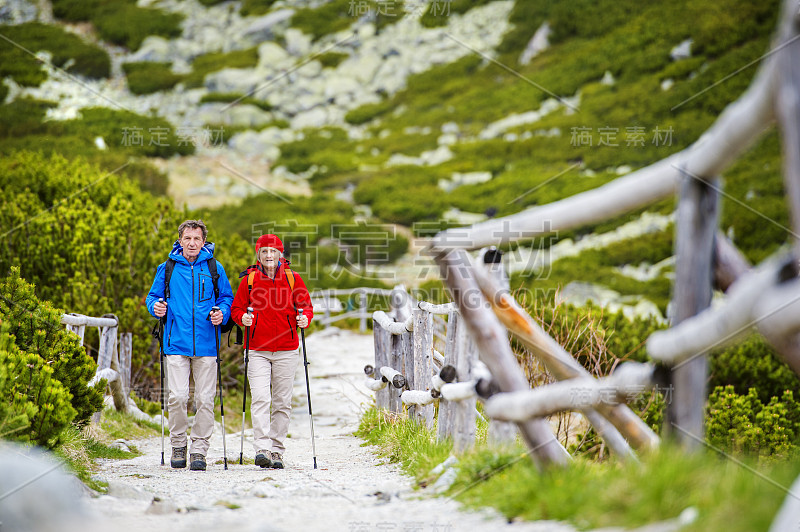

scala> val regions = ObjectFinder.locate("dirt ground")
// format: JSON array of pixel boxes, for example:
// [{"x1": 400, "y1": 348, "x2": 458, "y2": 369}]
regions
[{"x1": 82, "y1": 328, "x2": 578, "y2": 532}]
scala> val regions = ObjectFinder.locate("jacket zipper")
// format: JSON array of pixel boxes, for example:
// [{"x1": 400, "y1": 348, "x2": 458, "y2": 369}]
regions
[
  {"x1": 191, "y1": 263, "x2": 196, "y2": 357},
  {"x1": 251, "y1": 314, "x2": 258, "y2": 341},
  {"x1": 286, "y1": 315, "x2": 295, "y2": 340}
]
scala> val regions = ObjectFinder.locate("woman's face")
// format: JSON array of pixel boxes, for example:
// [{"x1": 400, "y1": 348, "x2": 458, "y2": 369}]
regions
[{"x1": 258, "y1": 247, "x2": 282, "y2": 269}]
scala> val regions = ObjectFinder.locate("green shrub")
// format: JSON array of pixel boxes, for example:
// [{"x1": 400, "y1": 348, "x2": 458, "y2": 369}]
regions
[
  {"x1": 419, "y1": 0, "x2": 493, "y2": 28},
  {"x1": 291, "y1": 0, "x2": 403, "y2": 41},
  {"x1": 316, "y1": 51, "x2": 349, "y2": 68},
  {"x1": 122, "y1": 62, "x2": 184, "y2": 95},
  {"x1": 52, "y1": 0, "x2": 184, "y2": 51},
  {"x1": 240, "y1": 0, "x2": 279, "y2": 17},
  {"x1": 344, "y1": 98, "x2": 395, "y2": 125},
  {"x1": 200, "y1": 92, "x2": 273, "y2": 111},
  {"x1": 710, "y1": 334, "x2": 799, "y2": 404},
  {"x1": 0, "y1": 267, "x2": 104, "y2": 427},
  {"x1": 92, "y1": 3, "x2": 183, "y2": 51},
  {"x1": 183, "y1": 47, "x2": 260, "y2": 88},
  {"x1": 0, "y1": 152, "x2": 251, "y2": 391},
  {"x1": 0, "y1": 339, "x2": 76, "y2": 447},
  {"x1": 0, "y1": 23, "x2": 111, "y2": 85},
  {"x1": 707, "y1": 385, "x2": 799, "y2": 458}
]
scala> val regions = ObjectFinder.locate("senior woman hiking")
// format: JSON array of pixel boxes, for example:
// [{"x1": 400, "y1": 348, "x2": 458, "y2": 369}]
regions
[{"x1": 231, "y1": 233, "x2": 313, "y2": 469}]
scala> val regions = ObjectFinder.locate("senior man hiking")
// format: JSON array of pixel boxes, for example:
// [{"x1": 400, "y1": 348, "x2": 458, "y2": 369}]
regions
[
  {"x1": 147, "y1": 219, "x2": 234, "y2": 471},
  {"x1": 231, "y1": 233, "x2": 313, "y2": 469}
]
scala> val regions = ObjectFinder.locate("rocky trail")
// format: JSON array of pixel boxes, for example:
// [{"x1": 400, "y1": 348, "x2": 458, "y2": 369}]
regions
[{"x1": 83, "y1": 328, "x2": 574, "y2": 532}]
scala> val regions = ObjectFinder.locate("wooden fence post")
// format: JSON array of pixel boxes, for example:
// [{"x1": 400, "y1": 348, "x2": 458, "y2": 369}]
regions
[
  {"x1": 359, "y1": 291, "x2": 368, "y2": 333},
  {"x1": 389, "y1": 332, "x2": 406, "y2": 413},
  {"x1": 120, "y1": 332, "x2": 132, "y2": 397},
  {"x1": 412, "y1": 309, "x2": 435, "y2": 428},
  {"x1": 666, "y1": 171, "x2": 719, "y2": 449},
  {"x1": 437, "y1": 310, "x2": 459, "y2": 441},
  {"x1": 65, "y1": 322, "x2": 86, "y2": 346},
  {"x1": 451, "y1": 317, "x2": 477, "y2": 452},
  {"x1": 373, "y1": 321, "x2": 391, "y2": 410}
]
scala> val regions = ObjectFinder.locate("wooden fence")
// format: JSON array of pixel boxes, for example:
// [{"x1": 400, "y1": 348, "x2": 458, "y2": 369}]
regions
[
  {"x1": 61, "y1": 313, "x2": 134, "y2": 419},
  {"x1": 366, "y1": 2, "x2": 800, "y2": 524},
  {"x1": 310, "y1": 287, "x2": 393, "y2": 332}
]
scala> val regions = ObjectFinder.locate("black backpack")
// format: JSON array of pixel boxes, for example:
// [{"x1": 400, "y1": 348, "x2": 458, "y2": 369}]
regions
[{"x1": 163, "y1": 257, "x2": 241, "y2": 343}]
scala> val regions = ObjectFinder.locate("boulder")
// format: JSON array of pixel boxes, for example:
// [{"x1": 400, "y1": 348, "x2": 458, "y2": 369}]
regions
[
  {"x1": 285, "y1": 28, "x2": 312, "y2": 57},
  {"x1": 324, "y1": 76, "x2": 361, "y2": 100},
  {"x1": 229, "y1": 130, "x2": 281, "y2": 160},
  {"x1": 204, "y1": 68, "x2": 265, "y2": 95},
  {"x1": 128, "y1": 36, "x2": 172, "y2": 63},
  {"x1": 225, "y1": 104, "x2": 275, "y2": 128},
  {"x1": 243, "y1": 9, "x2": 295, "y2": 44},
  {"x1": 291, "y1": 107, "x2": 329, "y2": 129},
  {"x1": 338, "y1": 53, "x2": 383, "y2": 84},
  {"x1": 258, "y1": 42, "x2": 291, "y2": 70},
  {"x1": 0, "y1": 443, "x2": 87, "y2": 532}
]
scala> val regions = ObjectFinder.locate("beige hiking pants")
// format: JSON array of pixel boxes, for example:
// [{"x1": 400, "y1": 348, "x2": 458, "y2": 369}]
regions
[
  {"x1": 166, "y1": 355, "x2": 218, "y2": 456},
  {"x1": 248, "y1": 349, "x2": 300, "y2": 454}
]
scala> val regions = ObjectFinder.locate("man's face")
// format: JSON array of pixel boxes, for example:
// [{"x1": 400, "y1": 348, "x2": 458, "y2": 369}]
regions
[
  {"x1": 258, "y1": 247, "x2": 281, "y2": 269},
  {"x1": 180, "y1": 227, "x2": 205, "y2": 261}
]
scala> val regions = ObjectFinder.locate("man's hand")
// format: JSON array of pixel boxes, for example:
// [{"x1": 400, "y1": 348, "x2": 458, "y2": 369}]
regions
[
  {"x1": 210, "y1": 308, "x2": 223, "y2": 326},
  {"x1": 242, "y1": 313, "x2": 253, "y2": 327},
  {"x1": 296, "y1": 314, "x2": 309, "y2": 328},
  {"x1": 154, "y1": 301, "x2": 167, "y2": 318}
]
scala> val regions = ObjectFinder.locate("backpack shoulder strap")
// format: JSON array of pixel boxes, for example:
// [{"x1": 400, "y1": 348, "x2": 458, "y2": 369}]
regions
[
  {"x1": 284, "y1": 265, "x2": 296, "y2": 292},
  {"x1": 207, "y1": 258, "x2": 220, "y2": 299},
  {"x1": 164, "y1": 258, "x2": 176, "y2": 300}
]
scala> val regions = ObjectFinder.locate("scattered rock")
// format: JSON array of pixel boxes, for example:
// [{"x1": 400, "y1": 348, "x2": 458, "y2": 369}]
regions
[
  {"x1": 110, "y1": 439, "x2": 132, "y2": 452},
  {"x1": 520, "y1": 21, "x2": 551, "y2": 65},
  {"x1": 670, "y1": 38, "x2": 693, "y2": 60},
  {"x1": 438, "y1": 171, "x2": 493, "y2": 192},
  {"x1": 242, "y1": 9, "x2": 295, "y2": 44},
  {"x1": 145, "y1": 497, "x2": 178, "y2": 515},
  {"x1": 106, "y1": 480, "x2": 154, "y2": 501},
  {"x1": 0, "y1": 0, "x2": 38, "y2": 24}
]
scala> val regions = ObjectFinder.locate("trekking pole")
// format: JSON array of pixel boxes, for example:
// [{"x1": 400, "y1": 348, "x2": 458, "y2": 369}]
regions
[
  {"x1": 239, "y1": 307, "x2": 252, "y2": 465},
  {"x1": 211, "y1": 306, "x2": 228, "y2": 470},
  {"x1": 298, "y1": 308, "x2": 317, "y2": 469},
  {"x1": 158, "y1": 298, "x2": 166, "y2": 466}
]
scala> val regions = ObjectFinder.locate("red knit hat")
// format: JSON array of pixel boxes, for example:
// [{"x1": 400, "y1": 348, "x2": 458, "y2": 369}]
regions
[{"x1": 255, "y1": 233, "x2": 284, "y2": 253}]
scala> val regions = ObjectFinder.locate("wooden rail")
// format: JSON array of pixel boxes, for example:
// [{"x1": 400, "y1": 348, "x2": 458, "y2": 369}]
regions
[{"x1": 62, "y1": 313, "x2": 132, "y2": 418}]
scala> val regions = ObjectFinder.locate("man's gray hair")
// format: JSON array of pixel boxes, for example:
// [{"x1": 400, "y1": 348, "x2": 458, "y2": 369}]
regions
[{"x1": 178, "y1": 219, "x2": 208, "y2": 241}]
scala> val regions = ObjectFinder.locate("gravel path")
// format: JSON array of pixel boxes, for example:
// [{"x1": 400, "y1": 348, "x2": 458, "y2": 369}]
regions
[{"x1": 84, "y1": 328, "x2": 576, "y2": 532}]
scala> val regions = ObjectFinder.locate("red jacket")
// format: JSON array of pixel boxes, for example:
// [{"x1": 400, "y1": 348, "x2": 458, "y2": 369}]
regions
[{"x1": 231, "y1": 264, "x2": 313, "y2": 351}]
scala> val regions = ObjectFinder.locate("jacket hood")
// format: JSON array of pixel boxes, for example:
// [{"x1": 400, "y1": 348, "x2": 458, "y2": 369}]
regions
[{"x1": 169, "y1": 240, "x2": 215, "y2": 264}]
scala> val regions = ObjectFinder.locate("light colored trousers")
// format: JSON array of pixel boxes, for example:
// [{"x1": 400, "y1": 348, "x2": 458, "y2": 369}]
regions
[
  {"x1": 248, "y1": 349, "x2": 299, "y2": 454},
  {"x1": 166, "y1": 355, "x2": 217, "y2": 456}
]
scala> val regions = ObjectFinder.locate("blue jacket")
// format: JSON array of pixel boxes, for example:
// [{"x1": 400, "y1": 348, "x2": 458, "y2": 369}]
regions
[{"x1": 146, "y1": 241, "x2": 234, "y2": 357}]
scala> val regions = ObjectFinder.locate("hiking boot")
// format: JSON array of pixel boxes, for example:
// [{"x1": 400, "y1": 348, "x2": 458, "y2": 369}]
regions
[
  {"x1": 170, "y1": 446, "x2": 187, "y2": 469},
  {"x1": 270, "y1": 452, "x2": 284, "y2": 469},
  {"x1": 189, "y1": 453, "x2": 206, "y2": 471},
  {"x1": 254, "y1": 450, "x2": 272, "y2": 468}
]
